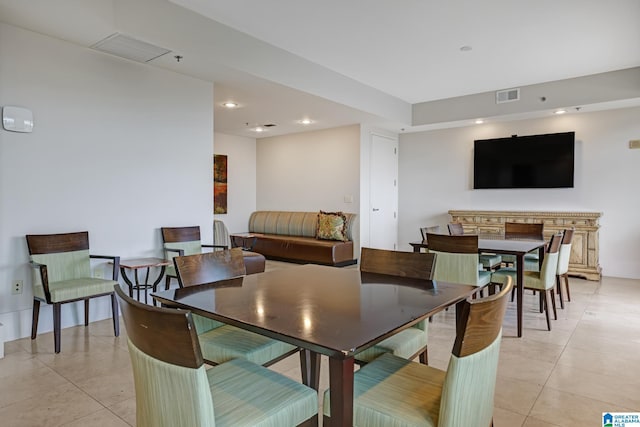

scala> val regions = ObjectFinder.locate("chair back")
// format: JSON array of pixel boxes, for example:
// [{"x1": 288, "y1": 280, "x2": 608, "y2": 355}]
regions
[
  {"x1": 556, "y1": 228, "x2": 574, "y2": 275},
  {"x1": 420, "y1": 225, "x2": 441, "y2": 241},
  {"x1": 504, "y1": 222, "x2": 544, "y2": 240},
  {"x1": 114, "y1": 286, "x2": 216, "y2": 426},
  {"x1": 360, "y1": 247, "x2": 436, "y2": 280},
  {"x1": 26, "y1": 231, "x2": 92, "y2": 282},
  {"x1": 174, "y1": 248, "x2": 246, "y2": 288},
  {"x1": 426, "y1": 233, "x2": 480, "y2": 286},
  {"x1": 213, "y1": 220, "x2": 230, "y2": 247},
  {"x1": 438, "y1": 276, "x2": 512, "y2": 427},
  {"x1": 539, "y1": 233, "x2": 562, "y2": 289},
  {"x1": 447, "y1": 223, "x2": 464, "y2": 236},
  {"x1": 161, "y1": 226, "x2": 203, "y2": 256}
]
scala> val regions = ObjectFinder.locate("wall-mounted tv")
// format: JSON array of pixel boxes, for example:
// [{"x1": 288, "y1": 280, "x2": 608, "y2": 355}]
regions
[{"x1": 473, "y1": 131, "x2": 575, "y2": 189}]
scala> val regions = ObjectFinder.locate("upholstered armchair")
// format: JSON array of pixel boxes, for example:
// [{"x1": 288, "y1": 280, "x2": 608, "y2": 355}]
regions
[
  {"x1": 427, "y1": 233, "x2": 491, "y2": 291},
  {"x1": 26, "y1": 231, "x2": 120, "y2": 353}
]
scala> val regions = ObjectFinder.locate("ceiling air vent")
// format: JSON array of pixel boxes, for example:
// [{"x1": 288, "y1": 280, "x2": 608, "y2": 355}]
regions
[
  {"x1": 496, "y1": 88, "x2": 520, "y2": 104},
  {"x1": 263, "y1": 123, "x2": 277, "y2": 127},
  {"x1": 91, "y1": 33, "x2": 171, "y2": 63}
]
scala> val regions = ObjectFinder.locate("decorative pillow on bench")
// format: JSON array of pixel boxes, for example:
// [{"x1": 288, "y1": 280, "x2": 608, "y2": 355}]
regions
[{"x1": 316, "y1": 211, "x2": 348, "y2": 241}]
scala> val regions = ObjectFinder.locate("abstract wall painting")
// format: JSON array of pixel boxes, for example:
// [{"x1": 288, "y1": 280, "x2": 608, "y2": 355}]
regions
[{"x1": 214, "y1": 154, "x2": 227, "y2": 214}]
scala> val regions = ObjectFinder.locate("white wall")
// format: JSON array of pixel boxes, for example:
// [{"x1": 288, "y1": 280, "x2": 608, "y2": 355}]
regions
[
  {"x1": 0, "y1": 23, "x2": 214, "y2": 341},
  {"x1": 213, "y1": 132, "x2": 257, "y2": 235},
  {"x1": 398, "y1": 107, "x2": 640, "y2": 279},
  {"x1": 256, "y1": 125, "x2": 360, "y2": 212}
]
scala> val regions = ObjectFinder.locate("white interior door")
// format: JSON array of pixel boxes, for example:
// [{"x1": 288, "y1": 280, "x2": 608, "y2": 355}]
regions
[{"x1": 369, "y1": 134, "x2": 398, "y2": 250}]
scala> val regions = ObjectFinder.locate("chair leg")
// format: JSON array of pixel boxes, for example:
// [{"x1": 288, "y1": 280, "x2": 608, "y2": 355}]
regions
[
  {"x1": 53, "y1": 303, "x2": 62, "y2": 353},
  {"x1": 165, "y1": 275, "x2": 172, "y2": 291},
  {"x1": 84, "y1": 299, "x2": 90, "y2": 326},
  {"x1": 564, "y1": 273, "x2": 571, "y2": 302},
  {"x1": 539, "y1": 291, "x2": 544, "y2": 313},
  {"x1": 31, "y1": 299, "x2": 41, "y2": 339},
  {"x1": 111, "y1": 293, "x2": 120, "y2": 337},
  {"x1": 543, "y1": 291, "x2": 552, "y2": 331},
  {"x1": 419, "y1": 347, "x2": 428, "y2": 365},
  {"x1": 556, "y1": 275, "x2": 565, "y2": 309},
  {"x1": 550, "y1": 289, "x2": 557, "y2": 320}
]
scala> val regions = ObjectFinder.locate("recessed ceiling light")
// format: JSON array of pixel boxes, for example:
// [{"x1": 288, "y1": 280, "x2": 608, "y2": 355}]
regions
[
  {"x1": 475, "y1": 119, "x2": 484, "y2": 124},
  {"x1": 222, "y1": 102, "x2": 238, "y2": 108},
  {"x1": 460, "y1": 45, "x2": 473, "y2": 52},
  {"x1": 554, "y1": 110, "x2": 566, "y2": 115},
  {"x1": 299, "y1": 118, "x2": 313, "y2": 125},
  {"x1": 254, "y1": 127, "x2": 264, "y2": 132}
]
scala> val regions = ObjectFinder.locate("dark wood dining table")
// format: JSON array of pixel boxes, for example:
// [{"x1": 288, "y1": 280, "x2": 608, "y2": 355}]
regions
[
  {"x1": 410, "y1": 235, "x2": 546, "y2": 337},
  {"x1": 152, "y1": 263, "x2": 476, "y2": 427}
]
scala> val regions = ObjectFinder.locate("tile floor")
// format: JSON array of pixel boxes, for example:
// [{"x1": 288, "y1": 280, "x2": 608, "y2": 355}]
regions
[{"x1": 1, "y1": 261, "x2": 639, "y2": 426}]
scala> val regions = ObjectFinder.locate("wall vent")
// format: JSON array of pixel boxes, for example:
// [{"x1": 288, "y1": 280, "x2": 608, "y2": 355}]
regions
[
  {"x1": 496, "y1": 88, "x2": 520, "y2": 104},
  {"x1": 91, "y1": 33, "x2": 171, "y2": 63}
]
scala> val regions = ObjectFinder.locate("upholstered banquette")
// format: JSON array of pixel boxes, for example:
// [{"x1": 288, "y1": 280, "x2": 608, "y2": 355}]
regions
[{"x1": 247, "y1": 211, "x2": 357, "y2": 266}]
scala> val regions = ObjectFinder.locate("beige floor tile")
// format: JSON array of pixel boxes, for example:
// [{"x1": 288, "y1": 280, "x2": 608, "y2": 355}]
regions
[
  {"x1": 493, "y1": 407, "x2": 526, "y2": 427},
  {"x1": 546, "y1": 363, "x2": 640, "y2": 409},
  {"x1": 0, "y1": 382, "x2": 103, "y2": 427},
  {"x1": 107, "y1": 398, "x2": 136, "y2": 426},
  {"x1": 494, "y1": 376, "x2": 543, "y2": 415},
  {"x1": 522, "y1": 416, "x2": 563, "y2": 426},
  {"x1": 0, "y1": 364, "x2": 69, "y2": 408},
  {"x1": 497, "y1": 351, "x2": 556, "y2": 385},
  {"x1": 62, "y1": 408, "x2": 130, "y2": 427},
  {"x1": 556, "y1": 345, "x2": 640, "y2": 379},
  {"x1": 529, "y1": 387, "x2": 629, "y2": 427}
]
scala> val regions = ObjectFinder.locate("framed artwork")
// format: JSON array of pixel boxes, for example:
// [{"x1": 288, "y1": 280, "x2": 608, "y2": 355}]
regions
[{"x1": 214, "y1": 154, "x2": 227, "y2": 214}]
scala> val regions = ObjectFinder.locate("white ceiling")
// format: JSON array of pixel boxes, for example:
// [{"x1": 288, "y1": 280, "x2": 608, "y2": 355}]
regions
[{"x1": 1, "y1": 0, "x2": 639, "y2": 138}]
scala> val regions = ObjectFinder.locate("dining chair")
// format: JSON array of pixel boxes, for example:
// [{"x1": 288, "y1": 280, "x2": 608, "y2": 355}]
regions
[
  {"x1": 356, "y1": 247, "x2": 437, "y2": 364},
  {"x1": 427, "y1": 233, "x2": 491, "y2": 293},
  {"x1": 213, "y1": 219, "x2": 266, "y2": 274},
  {"x1": 420, "y1": 225, "x2": 441, "y2": 241},
  {"x1": 491, "y1": 233, "x2": 562, "y2": 331},
  {"x1": 115, "y1": 285, "x2": 318, "y2": 427},
  {"x1": 172, "y1": 249, "x2": 300, "y2": 368},
  {"x1": 26, "y1": 231, "x2": 120, "y2": 353},
  {"x1": 161, "y1": 226, "x2": 226, "y2": 290},
  {"x1": 447, "y1": 223, "x2": 501, "y2": 270},
  {"x1": 502, "y1": 222, "x2": 544, "y2": 266},
  {"x1": 323, "y1": 276, "x2": 513, "y2": 427},
  {"x1": 556, "y1": 228, "x2": 575, "y2": 308}
]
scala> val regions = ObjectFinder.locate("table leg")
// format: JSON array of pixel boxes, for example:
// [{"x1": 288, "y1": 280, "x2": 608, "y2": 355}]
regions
[
  {"x1": 328, "y1": 356, "x2": 354, "y2": 427},
  {"x1": 134, "y1": 269, "x2": 145, "y2": 304},
  {"x1": 120, "y1": 267, "x2": 134, "y2": 298},
  {"x1": 517, "y1": 253, "x2": 524, "y2": 337},
  {"x1": 299, "y1": 349, "x2": 321, "y2": 391},
  {"x1": 150, "y1": 266, "x2": 167, "y2": 307}
]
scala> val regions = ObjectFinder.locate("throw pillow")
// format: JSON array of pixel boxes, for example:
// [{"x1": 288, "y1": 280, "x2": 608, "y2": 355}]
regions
[{"x1": 316, "y1": 211, "x2": 348, "y2": 241}]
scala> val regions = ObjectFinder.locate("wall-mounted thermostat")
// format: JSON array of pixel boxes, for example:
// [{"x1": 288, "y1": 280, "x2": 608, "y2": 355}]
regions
[{"x1": 2, "y1": 106, "x2": 34, "y2": 133}]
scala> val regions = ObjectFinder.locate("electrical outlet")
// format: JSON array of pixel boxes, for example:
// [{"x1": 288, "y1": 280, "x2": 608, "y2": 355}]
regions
[{"x1": 12, "y1": 280, "x2": 23, "y2": 295}]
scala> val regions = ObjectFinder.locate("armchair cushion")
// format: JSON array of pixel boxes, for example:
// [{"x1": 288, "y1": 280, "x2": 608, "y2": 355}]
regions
[
  {"x1": 32, "y1": 250, "x2": 91, "y2": 282},
  {"x1": 33, "y1": 277, "x2": 117, "y2": 303},
  {"x1": 355, "y1": 324, "x2": 427, "y2": 363}
]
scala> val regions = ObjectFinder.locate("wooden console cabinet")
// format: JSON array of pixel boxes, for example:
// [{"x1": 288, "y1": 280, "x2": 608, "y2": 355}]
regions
[{"x1": 448, "y1": 210, "x2": 602, "y2": 280}]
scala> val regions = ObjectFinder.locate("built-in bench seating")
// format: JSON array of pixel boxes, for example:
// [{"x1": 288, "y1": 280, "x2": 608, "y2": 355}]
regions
[{"x1": 246, "y1": 211, "x2": 357, "y2": 266}]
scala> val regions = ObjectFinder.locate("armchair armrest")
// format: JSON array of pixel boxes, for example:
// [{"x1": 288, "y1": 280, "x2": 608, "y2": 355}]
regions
[
  {"x1": 202, "y1": 244, "x2": 228, "y2": 250},
  {"x1": 29, "y1": 260, "x2": 52, "y2": 304},
  {"x1": 91, "y1": 254, "x2": 120, "y2": 281}
]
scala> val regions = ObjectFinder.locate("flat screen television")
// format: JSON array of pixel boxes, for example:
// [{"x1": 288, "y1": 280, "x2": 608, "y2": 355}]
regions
[{"x1": 473, "y1": 132, "x2": 575, "y2": 189}]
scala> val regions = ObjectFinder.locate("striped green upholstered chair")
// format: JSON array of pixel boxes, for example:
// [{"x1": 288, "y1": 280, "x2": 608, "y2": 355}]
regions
[
  {"x1": 26, "y1": 231, "x2": 120, "y2": 353},
  {"x1": 173, "y1": 249, "x2": 299, "y2": 368},
  {"x1": 161, "y1": 226, "x2": 226, "y2": 290},
  {"x1": 501, "y1": 222, "x2": 544, "y2": 267},
  {"x1": 556, "y1": 229, "x2": 575, "y2": 308},
  {"x1": 115, "y1": 285, "x2": 318, "y2": 427},
  {"x1": 447, "y1": 222, "x2": 501, "y2": 270},
  {"x1": 426, "y1": 233, "x2": 491, "y2": 291},
  {"x1": 491, "y1": 233, "x2": 562, "y2": 331},
  {"x1": 355, "y1": 247, "x2": 437, "y2": 365},
  {"x1": 323, "y1": 277, "x2": 513, "y2": 427}
]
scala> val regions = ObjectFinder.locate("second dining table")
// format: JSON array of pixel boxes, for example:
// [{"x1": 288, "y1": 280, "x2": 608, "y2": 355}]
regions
[
  {"x1": 410, "y1": 234, "x2": 546, "y2": 337},
  {"x1": 152, "y1": 263, "x2": 476, "y2": 427}
]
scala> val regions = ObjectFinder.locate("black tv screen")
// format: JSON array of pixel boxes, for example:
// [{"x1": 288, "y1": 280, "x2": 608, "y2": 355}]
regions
[{"x1": 473, "y1": 132, "x2": 575, "y2": 189}]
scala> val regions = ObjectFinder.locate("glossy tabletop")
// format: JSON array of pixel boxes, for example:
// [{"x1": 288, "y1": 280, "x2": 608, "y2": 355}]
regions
[{"x1": 152, "y1": 264, "x2": 476, "y2": 426}]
